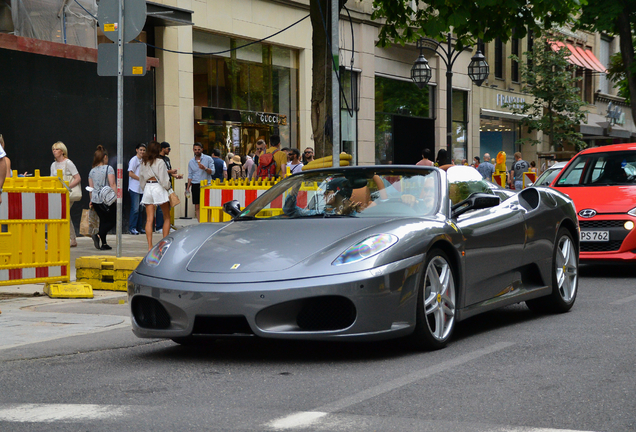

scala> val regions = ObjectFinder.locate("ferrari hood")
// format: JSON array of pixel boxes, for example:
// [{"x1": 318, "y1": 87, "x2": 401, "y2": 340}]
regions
[
  {"x1": 185, "y1": 218, "x2": 391, "y2": 274},
  {"x1": 554, "y1": 186, "x2": 636, "y2": 214}
]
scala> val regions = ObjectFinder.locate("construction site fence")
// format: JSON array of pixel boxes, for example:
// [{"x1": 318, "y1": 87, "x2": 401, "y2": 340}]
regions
[{"x1": 0, "y1": 169, "x2": 71, "y2": 286}]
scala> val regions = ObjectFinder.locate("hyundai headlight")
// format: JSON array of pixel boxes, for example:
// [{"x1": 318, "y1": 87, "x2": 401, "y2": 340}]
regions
[
  {"x1": 629, "y1": 207, "x2": 636, "y2": 217},
  {"x1": 145, "y1": 238, "x2": 172, "y2": 266},
  {"x1": 333, "y1": 234, "x2": 398, "y2": 266}
]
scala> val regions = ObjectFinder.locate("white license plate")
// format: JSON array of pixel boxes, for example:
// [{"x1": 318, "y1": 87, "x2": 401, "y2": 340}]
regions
[{"x1": 580, "y1": 230, "x2": 609, "y2": 242}]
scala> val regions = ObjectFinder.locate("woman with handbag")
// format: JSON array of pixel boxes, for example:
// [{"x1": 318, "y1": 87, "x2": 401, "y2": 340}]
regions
[
  {"x1": 51, "y1": 141, "x2": 82, "y2": 247},
  {"x1": 139, "y1": 141, "x2": 171, "y2": 250},
  {"x1": 88, "y1": 145, "x2": 116, "y2": 250}
]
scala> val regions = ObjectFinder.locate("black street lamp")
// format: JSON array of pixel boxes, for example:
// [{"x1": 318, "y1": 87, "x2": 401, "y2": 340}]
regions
[{"x1": 411, "y1": 33, "x2": 489, "y2": 160}]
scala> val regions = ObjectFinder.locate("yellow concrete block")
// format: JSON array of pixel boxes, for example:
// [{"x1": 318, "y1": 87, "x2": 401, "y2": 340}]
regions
[
  {"x1": 44, "y1": 282, "x2": 94, "y2": 299},
  {"x1": 75, "y1": 256, "x2": 110, "y2": 269},
  {"x1": 113, "y1": 257, "x2": 142, "y2": 271}
]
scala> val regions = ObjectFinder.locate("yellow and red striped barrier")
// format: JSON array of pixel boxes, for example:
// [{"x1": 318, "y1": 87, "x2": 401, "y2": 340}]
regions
[
  {"x1": 523, "y1": 171, "x2": 537, "y2": 188},
  {"x1": 0, "y1": 169, "x2": 70, "y2": 286},
  {"x1": 199, "y1": 178, "x2": 320, "y2": 223}
]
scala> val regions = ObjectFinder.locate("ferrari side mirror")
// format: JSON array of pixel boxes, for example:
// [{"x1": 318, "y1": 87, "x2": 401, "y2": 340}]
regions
[
  {"x1": 452, "y1": 193, "x2": 500, "y2": 218},
  {"x1": 223, "y1": 200, "x2": 242, "y2": 217}
]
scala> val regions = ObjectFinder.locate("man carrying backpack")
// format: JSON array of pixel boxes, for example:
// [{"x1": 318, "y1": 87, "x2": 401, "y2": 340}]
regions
[{"x1": 257, "y1": 135, "x2": 287, "y2": 180}]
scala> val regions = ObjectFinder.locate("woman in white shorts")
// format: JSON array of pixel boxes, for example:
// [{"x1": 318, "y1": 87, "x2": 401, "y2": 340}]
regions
[{"x1": 139, "y1": 141, "x2": 171, "y2": 250}]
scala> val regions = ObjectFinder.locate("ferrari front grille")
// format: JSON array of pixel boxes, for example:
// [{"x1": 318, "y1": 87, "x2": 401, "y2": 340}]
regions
[
  {"x1": 296, "y1": 296, "x2": 356, "y2": 331},
  {"x1": 581, "y1": 241, "x2": 623, "y2": 252},
  {"x1": 579, "y1": 220, "x2": 627, "y2": 229},
  {"x1": 192, "y1": 315, "x2": 254, "y2": 336},
  {"x1": 131, "y1": 296, "x2": 171, "y2": 329}
]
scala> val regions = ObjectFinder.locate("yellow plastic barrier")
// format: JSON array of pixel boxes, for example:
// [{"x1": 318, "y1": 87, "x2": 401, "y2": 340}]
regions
[
  {"x1": 199, "y1": 178, "x2": 283, "y2": 223},
  {"x1": 523, "y1": 171, "x2": 537, "y2": 188},
  {"x1": 199, "y1": 179, "x2": 320, "y2": 223},
  {"x1": 0, "y1": 169, "x2": 71, "y2": 286},
  {"x1": 75, "y1": 256, "x2": 142, "y2": 291},
  {"x1": 491, "y1": 173, "x2": 507, "y2": 188}
]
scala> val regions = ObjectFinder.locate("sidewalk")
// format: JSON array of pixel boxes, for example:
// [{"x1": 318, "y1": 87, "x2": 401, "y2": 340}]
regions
[{"x1": 0, "y1": 217, "x2": 199, "y2": 350}]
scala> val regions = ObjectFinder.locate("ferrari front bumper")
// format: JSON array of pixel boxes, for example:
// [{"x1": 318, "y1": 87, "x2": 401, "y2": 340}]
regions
[{"x1": 128, "y1": 255, "x2": 424, "y2": 341}]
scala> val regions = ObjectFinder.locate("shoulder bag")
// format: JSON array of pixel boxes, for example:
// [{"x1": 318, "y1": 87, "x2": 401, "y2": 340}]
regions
[
  {"x1": 97, "y1": 166, "x2": 116, "y2": 208},
  {"x1": 150, "y1": 161, "x2": 180, "y2": 208}
]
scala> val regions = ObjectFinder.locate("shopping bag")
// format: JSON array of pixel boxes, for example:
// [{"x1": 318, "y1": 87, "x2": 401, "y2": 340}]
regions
[
  {"x1": 168, "y1": 189, "x2": 181, "y2": 208},
  {"x1": 79, "y1": 209, "x2": 90, "y2": 236},
  {"x1": 88, "y1": 208, "x2": 100, "y2": 235}
]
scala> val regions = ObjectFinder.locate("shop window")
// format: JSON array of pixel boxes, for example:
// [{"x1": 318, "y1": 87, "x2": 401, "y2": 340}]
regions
[
  {"x1": 192, "y1": 31, "x2": 299, "y2": 154},
  {"x1": 494, "y1": 38, "x2": 504, "y2": 79},
  {"x1": 374, "y1": 75, "x2": 434, "y2": 164},
  {"x1": 340, "y1": 68, "x2": 359, "y2": 162},
  {"x1": 452, "y1": 90, "x2": 468, "y2": 162}
]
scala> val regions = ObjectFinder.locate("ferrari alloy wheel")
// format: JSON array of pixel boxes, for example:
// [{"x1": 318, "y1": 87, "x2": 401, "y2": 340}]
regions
[
  {"x1": 410, "y1": 249, "x2": 456, "y2": 350},
  {"x1": 526, "y1": 227, "x2": 578, "y2": 313}
]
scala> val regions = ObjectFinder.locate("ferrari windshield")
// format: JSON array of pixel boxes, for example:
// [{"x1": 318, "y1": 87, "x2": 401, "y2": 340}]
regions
[
  {"x1": 239, "y1": 167, "x2": 440, "y2": 219},
  {"x1": 556, "y1": 151, "x2": 636, "y2": 186}
]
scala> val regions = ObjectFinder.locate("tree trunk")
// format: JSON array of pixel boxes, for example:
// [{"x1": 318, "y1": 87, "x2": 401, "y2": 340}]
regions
[
  {"x1": 617, "y1": 11, "x2": 636, "y2": 125},
  {"x1": 310, "y1": 0, "x2": 332, "y2": 159}
]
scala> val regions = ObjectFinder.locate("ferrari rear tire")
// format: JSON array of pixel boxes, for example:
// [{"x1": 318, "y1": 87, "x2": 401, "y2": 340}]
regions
[
  {"x1": 410, "y1": 249, "x2": 457, "y2": 350},
  {"x1": 526, "y1": 227, "x2": 578, "y2": 314}
]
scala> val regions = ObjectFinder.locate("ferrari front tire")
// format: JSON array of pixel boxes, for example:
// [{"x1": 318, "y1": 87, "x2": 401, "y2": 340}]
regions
[
  {"x1": 410, "y1": 249, "x2": 457, "y2": 350},
  {"x1": 526, "y1": 227, "x2": 578, "y2": 313}
]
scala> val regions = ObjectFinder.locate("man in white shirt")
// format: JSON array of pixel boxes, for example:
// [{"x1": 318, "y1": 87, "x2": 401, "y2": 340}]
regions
[
  {"x1": 127, "y1": 143, "x2": 146, "y2": 235},
  {"x1": 286, "y1": 148, "x2": 304, "y2": 175}
]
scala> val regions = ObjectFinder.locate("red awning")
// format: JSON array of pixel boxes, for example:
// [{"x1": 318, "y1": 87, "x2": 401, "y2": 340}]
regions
[{"x1": 549, "y1": 41, "x2": 607, "y2": 73}]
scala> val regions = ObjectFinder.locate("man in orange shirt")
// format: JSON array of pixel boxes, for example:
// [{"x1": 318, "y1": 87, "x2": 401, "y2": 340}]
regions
[{"x1": 266, "y1": 135, "x2": 288, "y2": 179}]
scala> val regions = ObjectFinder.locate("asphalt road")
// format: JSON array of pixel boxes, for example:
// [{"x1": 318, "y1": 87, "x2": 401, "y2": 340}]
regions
[{"x1": 0, "y1": 263, "x2": 635, "y2": 432}]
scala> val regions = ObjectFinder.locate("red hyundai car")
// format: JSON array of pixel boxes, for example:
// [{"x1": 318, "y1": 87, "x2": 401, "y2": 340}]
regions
[{"x1": 551, "y1": 143, "x2": 636, "y2": 262}]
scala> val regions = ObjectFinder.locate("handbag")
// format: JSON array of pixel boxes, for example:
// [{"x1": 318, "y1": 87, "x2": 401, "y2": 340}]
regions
[
  {"x1": 58, "y1": 160, "x2": 82, "y2": 202},
  {"x1": 168, "y1": 189, "x2": 181, "y2": 208},
  {"x1": 97, "y1": 166, "x2": 116, "y2": 206},
  {"x1": 79, "y1": 209, "x2": 90, "y2": 236}
]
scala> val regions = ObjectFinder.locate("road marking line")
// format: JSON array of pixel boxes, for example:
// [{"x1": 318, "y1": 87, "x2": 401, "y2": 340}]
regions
[
  {"x1": 611, "y1": 294, "x2": 636, "y2": 305},
  {"x1": 267, "y1": 341, "x2": 514, "y2": 430},
  {"x1": 0, "y1": 403, "x2": 129, "y2": 422}
]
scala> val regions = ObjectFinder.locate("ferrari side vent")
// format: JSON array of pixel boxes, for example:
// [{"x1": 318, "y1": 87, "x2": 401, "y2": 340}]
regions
[
  {"x1": 296, "y1": 296, "x2": 356, "y2": 331},
  {"x1": 131, "y1": 296, "x2": 171, "y2": 330},
  {"x1": 192, "y1": 316, "x2": 254, "y2": 336}
]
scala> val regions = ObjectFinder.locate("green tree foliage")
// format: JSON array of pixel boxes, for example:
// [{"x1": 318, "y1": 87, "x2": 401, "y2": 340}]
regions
[
  {"x1": 577, "y1": 0, "x2": 636, "y2": 123},
  {"x1": 371, "y1": 0, "x2": 582, "y2": 49},
  {"x1": 507, "y1": 35, "x2": 587, "y2": 151}
]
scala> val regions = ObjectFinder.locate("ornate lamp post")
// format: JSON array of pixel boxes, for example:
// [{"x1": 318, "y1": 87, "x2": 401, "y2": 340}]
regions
[{"x1": 411, "y1": 33, "x2": 490, "y2": 159}]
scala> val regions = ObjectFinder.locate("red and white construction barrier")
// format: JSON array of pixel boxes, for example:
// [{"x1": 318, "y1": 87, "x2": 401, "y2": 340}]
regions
[
  {"x1": 0, "y1": 265, "x2": 68, "y2": 282},
  {"x1": 203, "y1": 188, "x2": 318, "y2": 210},
  {"x1": 0, "y1": 192, "x2": 67, "y2": 220}
]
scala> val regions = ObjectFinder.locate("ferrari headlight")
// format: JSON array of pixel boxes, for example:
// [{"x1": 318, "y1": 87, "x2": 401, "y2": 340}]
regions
[
  {"x1": 145, "y1": 238, "x2": 172, "y2": 267},
  {"x1": 333, "y1": 234, "x2": 398, "y2": 266}
]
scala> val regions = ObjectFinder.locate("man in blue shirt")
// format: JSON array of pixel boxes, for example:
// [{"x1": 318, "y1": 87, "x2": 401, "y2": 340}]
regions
[
  {"x1": 186, "y1": 143, "x2": 215, "y2": 222},
  {"x1": 477, "y1": 153, "x2": 495, "y2": 180}
]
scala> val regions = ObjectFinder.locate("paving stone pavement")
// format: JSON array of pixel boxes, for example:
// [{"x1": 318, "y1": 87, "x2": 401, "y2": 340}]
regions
[{"x1": 0, "y1": 218, "x2": 198, "y2": 349}]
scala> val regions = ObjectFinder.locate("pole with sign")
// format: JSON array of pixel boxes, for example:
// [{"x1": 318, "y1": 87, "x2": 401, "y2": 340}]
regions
[{"x1": 98, "y1": 0, "x2": 146, "y2": 257}]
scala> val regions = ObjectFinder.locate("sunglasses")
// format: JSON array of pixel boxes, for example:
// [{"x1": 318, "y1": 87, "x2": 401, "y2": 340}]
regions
[{"x1": 304, "y1": 151, "x2": 313, "y2": 154}]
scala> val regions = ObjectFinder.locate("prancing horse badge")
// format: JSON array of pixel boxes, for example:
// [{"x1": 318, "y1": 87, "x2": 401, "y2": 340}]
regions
[{"x1": 231, "y1": 264, "x2": 241, "y2": 270}]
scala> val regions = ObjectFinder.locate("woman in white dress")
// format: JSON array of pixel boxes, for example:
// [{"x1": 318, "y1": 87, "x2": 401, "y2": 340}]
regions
[
  {"x1": 139, "y1": 141, "x2": 171, "y2": 250},
  {"x1": 50, "y1": 141, "x2": 81, "y2": 247}
]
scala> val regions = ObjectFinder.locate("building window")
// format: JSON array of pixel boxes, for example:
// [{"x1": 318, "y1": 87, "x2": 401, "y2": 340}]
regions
[
  {"x1": 494, "y1": 38, "x2": 504, "y2": 79},
  {"x1": 374, "y1": 75, "x2": 434, "y2": 164},
  {"x1": 527, "y1": 30, "x2": 534, "y2": 70},
  {"x1": 340, "y1": 68, "x2": 359, "y2": 163},
  {"x1": 599, "y1": 37, "x2": 611, "y2": 94},
  {"x1": 511, "y1": 31, "x2": 520, "y2": 82},
  {"x1": 192, "y1": 31, "x2": 299, "y2": 154}
]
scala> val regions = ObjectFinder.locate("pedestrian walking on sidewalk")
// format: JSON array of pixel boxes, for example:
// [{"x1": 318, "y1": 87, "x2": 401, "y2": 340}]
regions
[
  {"x1": 88, "y1": 145, "x2": 116, "y2": 250},
  {"x1": 51, "y1": 141, "x2": 82, "y2": 247},
  {"x1": 140, "y1": 141, "x2": 171, "y2": 250},
  {"x1": 127, "y1": 143, "x2": 146, "y2": 235}
]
